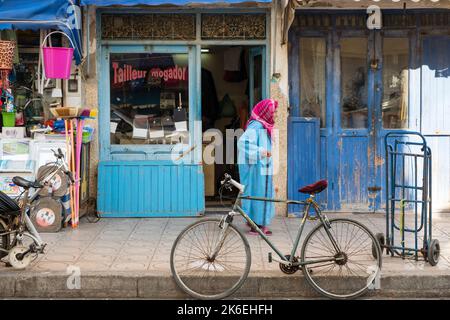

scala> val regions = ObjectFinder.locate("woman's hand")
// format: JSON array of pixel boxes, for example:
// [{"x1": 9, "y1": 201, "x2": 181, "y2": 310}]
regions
[{"x1": 261, "y1": 150, "x2": 272, "y2": 158}]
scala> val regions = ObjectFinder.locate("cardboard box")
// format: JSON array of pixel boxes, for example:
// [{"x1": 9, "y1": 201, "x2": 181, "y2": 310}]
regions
[{"x1": 1, "y1": 127, "x2": 26, "y2": 139}]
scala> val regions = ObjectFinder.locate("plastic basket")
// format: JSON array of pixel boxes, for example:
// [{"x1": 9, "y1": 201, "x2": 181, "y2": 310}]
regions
[
  {"x1": 0, "y1": 40, "x2": 16, "y2": 70},
  {"x1": 41, "y1": 31, "x2": 75, "y2": 79},
  {"x1": 2, "y1": 112, "x2": 16, "y2": 127}
]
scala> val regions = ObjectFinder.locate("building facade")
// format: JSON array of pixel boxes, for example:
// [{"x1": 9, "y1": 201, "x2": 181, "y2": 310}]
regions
[{"x1": 78, "y1": 0, "x2": 449, "y2": 217}]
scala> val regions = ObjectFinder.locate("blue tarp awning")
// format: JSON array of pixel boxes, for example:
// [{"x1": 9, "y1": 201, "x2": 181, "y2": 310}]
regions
[
  {"x1": 80, "y1": 0, "x2": 271, "y2": 5},
  {"x1": 0, "y1": 0, "x2": 82, "y2": 64}
]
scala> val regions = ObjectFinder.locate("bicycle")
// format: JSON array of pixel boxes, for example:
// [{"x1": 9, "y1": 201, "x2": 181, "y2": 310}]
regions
[
  {"x1": 0, "y1": 148, "x2": 74, "y2": 269},
  {"x1": 170, "y1": 174, "x2": 382, "y2": 300}
]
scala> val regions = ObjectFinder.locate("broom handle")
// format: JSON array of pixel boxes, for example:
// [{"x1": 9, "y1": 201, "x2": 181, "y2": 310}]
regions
[
  {"x1": 70, "y1": 119, "x2": 77, "y2": 228},
  {"x1": 75, "y1": 119, "x2": 84, "y2": 227},
  {"x1": 64, "y1": 119, "x2": 74, "y2": 226}
]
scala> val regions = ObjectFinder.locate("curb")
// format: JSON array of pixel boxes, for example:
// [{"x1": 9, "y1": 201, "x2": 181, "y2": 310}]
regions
[{"x1": 1, "y1": 271, "x2": 450, "y2": 299}]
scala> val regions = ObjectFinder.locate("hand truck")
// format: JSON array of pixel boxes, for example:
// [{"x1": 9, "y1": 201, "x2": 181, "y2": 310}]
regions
[{"x1": 374, "y1": 131, "x2": 439, "y2": 266}]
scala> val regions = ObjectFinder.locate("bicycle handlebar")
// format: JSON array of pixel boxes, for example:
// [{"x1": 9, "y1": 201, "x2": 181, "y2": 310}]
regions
[
  {"x1": 50, "y1": 149, "x2": 74, "y2": 183},
  {"x1": 221, "y1": 174, "x2": 245, "y2": 193}
]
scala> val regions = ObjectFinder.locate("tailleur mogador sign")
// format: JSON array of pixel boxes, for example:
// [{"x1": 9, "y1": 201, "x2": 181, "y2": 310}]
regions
[{"x1": 112, "y1": 63, "x2": 187, "y2": 85}]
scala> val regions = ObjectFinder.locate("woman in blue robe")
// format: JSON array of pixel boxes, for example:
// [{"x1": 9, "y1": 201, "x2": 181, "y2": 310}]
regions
[{"x1": 237, "y1": 99, "x2": 278, "y2": 235}]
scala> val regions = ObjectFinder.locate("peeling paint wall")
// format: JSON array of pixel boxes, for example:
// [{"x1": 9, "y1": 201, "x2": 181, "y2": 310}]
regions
[{"x1": 269, "y1": 2, "x2": 289, "y2": 216}]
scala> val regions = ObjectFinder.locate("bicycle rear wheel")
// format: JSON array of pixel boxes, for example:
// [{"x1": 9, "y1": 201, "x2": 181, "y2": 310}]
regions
[
  {"x1": 170, "y1": 218, "x2": 251, "y2": 300},
  {"x1": 301, "y1": 218, "x2": 382, "y2": 299}
]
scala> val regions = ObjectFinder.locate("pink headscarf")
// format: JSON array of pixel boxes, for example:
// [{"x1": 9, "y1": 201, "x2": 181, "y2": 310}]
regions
[{"x1": 245, "y1": 99, "x2": 278, "y2": 138}]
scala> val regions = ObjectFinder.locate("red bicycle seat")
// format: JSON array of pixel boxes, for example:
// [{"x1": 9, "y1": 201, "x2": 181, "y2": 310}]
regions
[{"x1": 298, "y1": 180, "x2": 328, "y2": 194}]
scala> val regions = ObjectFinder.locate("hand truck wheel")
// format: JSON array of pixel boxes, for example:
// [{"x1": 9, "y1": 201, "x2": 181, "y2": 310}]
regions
[
  {"x1": 372, "y1": 233, "x2": 385, "y2": 258},
  {"x1": 427, "y1": 239, "x2": 440, "y2": 266}
]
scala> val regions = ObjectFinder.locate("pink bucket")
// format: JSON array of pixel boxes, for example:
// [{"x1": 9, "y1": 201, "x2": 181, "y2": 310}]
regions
[
  {"x1": 43, "y1": 47, "x2": 74, "y2": 79},
  {"x1": 41, "y1": 31, "x2": 75, "y2": 79}
]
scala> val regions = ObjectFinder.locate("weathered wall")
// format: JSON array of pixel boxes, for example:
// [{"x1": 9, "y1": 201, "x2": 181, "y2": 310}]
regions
[
  {"x1": 83, "y1": 6, "x2": 99, "y2": 198},
  {"x1": 270, "y1": 2, "x2": 289, "y2": 216}
]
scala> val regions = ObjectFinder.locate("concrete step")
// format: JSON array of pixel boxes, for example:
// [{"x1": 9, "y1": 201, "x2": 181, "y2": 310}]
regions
[{"x1": 1, "y1": 271, "x2": 450, "y2": 299}]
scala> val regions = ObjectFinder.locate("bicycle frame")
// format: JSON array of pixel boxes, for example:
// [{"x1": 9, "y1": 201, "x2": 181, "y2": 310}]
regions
[{"x1": 214, "y1": 183, "x2": 342, "y2": 268}]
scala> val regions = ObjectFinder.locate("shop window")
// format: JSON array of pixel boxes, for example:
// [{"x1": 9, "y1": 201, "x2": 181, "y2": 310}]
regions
[
  {"x1": 299, "y1": 37, "x2": 326, "y2": 127},
  {"x1": 340, "y1": 38, "x2": 368, "y2": 129},
  {"x1": 109, "y1": 53, "x2": 189, "y2": 145},
  {"x1": 382, "y1": 38, "x2": 409, "y2": 129}
]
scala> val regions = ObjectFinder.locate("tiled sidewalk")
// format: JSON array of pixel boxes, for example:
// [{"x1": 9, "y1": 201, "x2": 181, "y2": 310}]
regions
[{"x1": 1, "y1": 212, "x2": 448, "y2": 275}]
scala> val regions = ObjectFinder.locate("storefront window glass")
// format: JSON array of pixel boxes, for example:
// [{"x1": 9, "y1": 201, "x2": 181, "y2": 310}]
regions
[
  {"x1": 299, "y1": 37, "x2": 326, "y2": 127},
  {"x1": 382, "y1": 38, "x2": 409, "y2": 129},
  {"x1": 340, "y1": 38, "x2": 368, "y2": 129},
  {"x1": 109, "y1": 53, "x2": 189, "y2": 145}
]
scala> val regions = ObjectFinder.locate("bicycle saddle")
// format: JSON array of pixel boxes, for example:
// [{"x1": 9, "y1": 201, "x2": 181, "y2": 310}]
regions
[
  {"x1": 12, "y1": 176, "x2": 43, "y2": 189},
  {"x1": 299, "y1": 180, "x2": 328, "y2": 194}
]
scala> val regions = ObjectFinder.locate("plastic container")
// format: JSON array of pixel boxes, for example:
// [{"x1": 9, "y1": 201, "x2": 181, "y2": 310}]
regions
[
  {"x1": 41, "y1": 31, "x2": 75, "y2": 79},
  {"x1": 82, "y1": 131, "x2": 91, "y2": 143},
  {"x1": 82, "y1": 126, "x2": 94, "y2": 143},
  {"x1": 2, "y1": 112, "x2": 16, "y2": 127}
]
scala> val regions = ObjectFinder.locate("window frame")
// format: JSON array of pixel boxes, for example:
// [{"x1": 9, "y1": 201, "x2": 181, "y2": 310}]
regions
[
  {"x1": 298, "y1": 36, "x2": 328, "y2": 128},
  {"x1": 381, "y1": 34, "x2": 411, "y2": 130},
  {"x1": 99, "y1": 44, "x2": 197, "y2": 161},
  {"x1": 339, "y1": 35, "x2": 370, "y2": 131}
]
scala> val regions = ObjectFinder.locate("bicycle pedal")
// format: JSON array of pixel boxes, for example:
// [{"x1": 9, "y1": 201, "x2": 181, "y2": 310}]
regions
[{"x1": 268, "y1": 252, "x2": 272, "y2": 263}]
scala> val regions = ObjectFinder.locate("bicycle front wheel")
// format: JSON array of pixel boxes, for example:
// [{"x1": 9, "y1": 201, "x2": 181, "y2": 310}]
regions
[
  {"x1": 301, "y1": 218, "x2": 382, "y2": 299},
  {"x1": 170, "y1": 218, "x2": 251, "y2": 300}
]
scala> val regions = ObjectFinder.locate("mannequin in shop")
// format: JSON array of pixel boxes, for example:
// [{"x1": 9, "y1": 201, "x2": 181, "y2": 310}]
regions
[{"x1": 237, "y1": 99, "x2": 278, "y2": 236}]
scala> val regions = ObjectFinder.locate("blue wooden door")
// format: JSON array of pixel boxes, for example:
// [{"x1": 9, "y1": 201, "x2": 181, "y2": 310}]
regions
[
  {"x1": 288, "y1": 33, "x2": 331, "y2": 212},
  {"x1": 332, "y1": 32, "x2": 378, "y2": 212},
  {"x1": 287, "y1": 117, "x2": 320, "y2": 215},
  {"x1": 288, "y1": 30, "x2": 380, "y2": 212},
  {"x1": 97, "y1": 44, "x2": 205, "y2": 217},
  {"x1": 421, "y1": 35, "x2": 450, "y2": 210}
]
